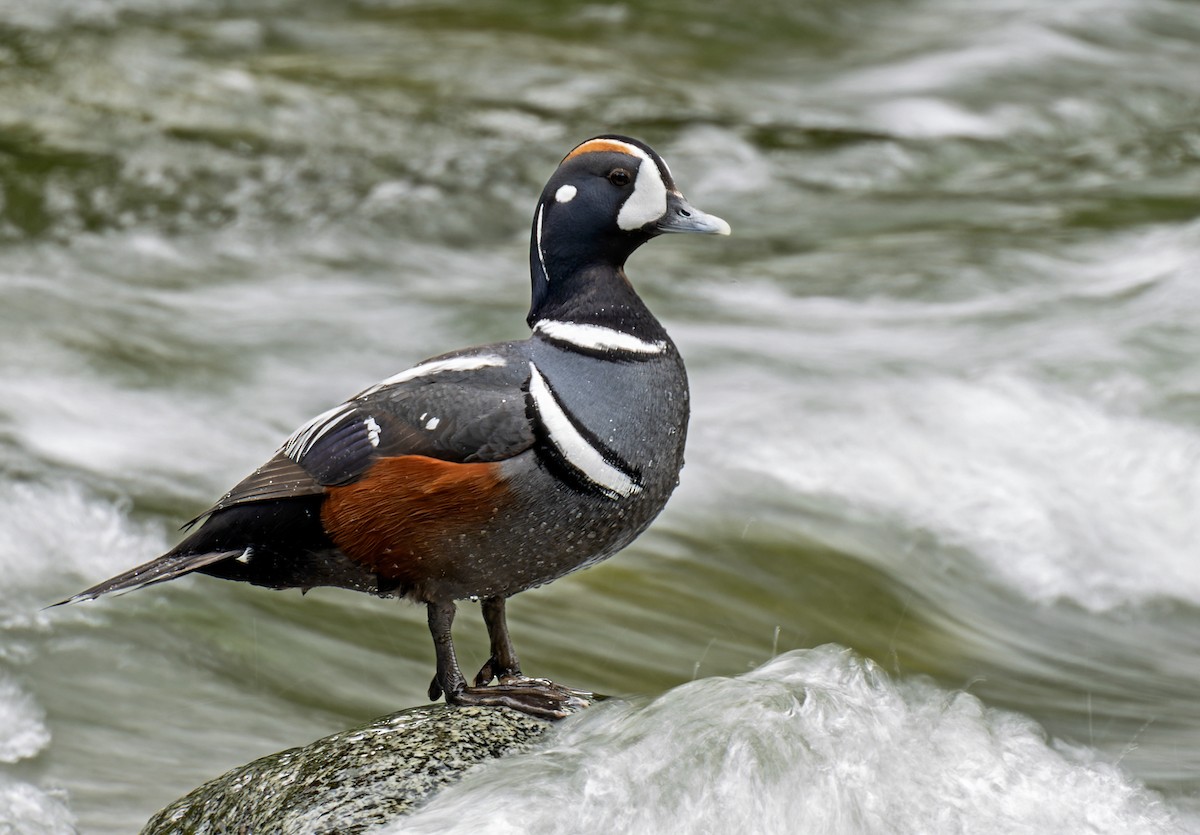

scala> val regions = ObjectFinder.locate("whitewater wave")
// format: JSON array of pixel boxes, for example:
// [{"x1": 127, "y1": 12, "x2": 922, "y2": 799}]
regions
[
  {"x1": 392, "y1": 646, "x2": 1189, "y2": 834},
  {"x1": 0, "y1": 481, "x2": 167, "y2": 621}
]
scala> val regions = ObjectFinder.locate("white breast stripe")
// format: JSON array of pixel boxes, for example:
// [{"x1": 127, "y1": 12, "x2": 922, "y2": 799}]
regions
[
  {"x1": 617, "y1": 156, "x2": 668, "y2": 231},
  {"x1": 283, "y1": 403, "x2": 355, "y2": 462},
  {"x1": 527, "y1": 362, "x2": 640, "y2": 499},
  {"x1": 534, "y1": 320, "x2": 666, "y2": 355},
  {"x1": 363, "y1": 354, "x2": 508, "y2": 394}
]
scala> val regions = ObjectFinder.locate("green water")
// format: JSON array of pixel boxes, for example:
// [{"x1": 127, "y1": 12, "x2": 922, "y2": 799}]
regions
[{"x1": 2, "y1": 0, "x2": 1200, "y2": 831}]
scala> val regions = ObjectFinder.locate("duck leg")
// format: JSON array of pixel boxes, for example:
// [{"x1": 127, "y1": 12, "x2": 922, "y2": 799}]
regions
[
  {"x1": 474, "y1": 596, "x2": 596, "y2": 706},
  {"x1": 473, "y1": 596, "x2": 522, "y2": 685},
  {"x1": 425, "y1": 601, "x2": 588, "y2": 720}
]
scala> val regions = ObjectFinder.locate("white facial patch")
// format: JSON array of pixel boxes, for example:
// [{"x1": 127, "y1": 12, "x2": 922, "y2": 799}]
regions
[
  {"x1": 555, "y1": 184, "x2": 577, "y2": 203},
  {"x1": 527, "y1": 362, "x2": 641, "y2": 499},
  {"x1": 562, "y1": 138, "x2": 671, "y2": 231},
  {"x1": 617, "y1": 156, "x2": 668, "y2": 231}
]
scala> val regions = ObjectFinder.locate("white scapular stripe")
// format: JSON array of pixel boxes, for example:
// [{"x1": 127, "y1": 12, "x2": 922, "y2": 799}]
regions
[
  {"x1": 364, "y1": 354, "x2": 507, "y2": 394},
  {"x1": 617, "y1": 155, "x2": 668, "y2": 231},
  {"x1": 534, "y1": 320, "x2": 666, "y2": 355},
  {"x1": 283, "y1": 402, "x2": 355, "y2": 461},
  {"x1": 284, "y1": 354, "x2": 506, "y2": 461},
  {"x1": 528, "y1": 362, "x2": 640, "y2": 499}
]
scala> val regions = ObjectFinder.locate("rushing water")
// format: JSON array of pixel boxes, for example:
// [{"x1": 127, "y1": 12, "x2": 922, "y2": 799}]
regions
[{"x1": 3, "y1": 0, "x2": 1200, "y2": 832}]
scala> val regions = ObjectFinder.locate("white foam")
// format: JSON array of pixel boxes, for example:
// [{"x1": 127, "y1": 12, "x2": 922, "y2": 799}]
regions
[
  {"x1": 866, "y1": 97, "x2": 1017, "y2": 139},
  {"x1": 683, "y1": 221, "x2": 1200, "y2": 612},
  {"x1": 0, "y1": 370, "x2": 259, "y2": 508},
  {"x1": 0, "y1": 776, "x2": 76, "y2": 835},
  {"x1": 390, "y1": 647, "x2": 1189, "y2": 834},
  {"x1": 834, "y1": 14, "x2": 1112, "y2": 99},
  {"x1": 0, "y1": 481, "x2": 168, "y2": 619},
  {"x1": 709, "y1": 371, "x2": 1200, "y2": 612},
  {"x1": 0, "y1": 675, "x2": 50, "y2": 764},
  {"x1": 0, "y1": 677, "x2": 65, "y2": 834}
]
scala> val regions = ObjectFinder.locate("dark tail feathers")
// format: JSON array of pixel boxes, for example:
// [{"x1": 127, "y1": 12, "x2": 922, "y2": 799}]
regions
[{"x1": 51, "y1": 549, "x2": 243, "y2": 607}]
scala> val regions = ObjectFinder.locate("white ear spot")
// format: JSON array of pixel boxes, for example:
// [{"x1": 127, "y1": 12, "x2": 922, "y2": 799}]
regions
[
  {"x1": 617, "y1": 157, "x2": 668, "y2": 231},
  {"x1": 555, "y1": 184, "x2": 577, "y2": 203}
]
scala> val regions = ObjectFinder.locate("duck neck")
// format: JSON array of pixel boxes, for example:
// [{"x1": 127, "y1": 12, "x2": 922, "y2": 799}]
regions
[{"x1": 526, "y1": 202, "x2": 667, "y2": 342}]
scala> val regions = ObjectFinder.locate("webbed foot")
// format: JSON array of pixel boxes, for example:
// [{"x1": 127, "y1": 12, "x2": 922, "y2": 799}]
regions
[{"x1": 445, "y1": 678, "x2": 591, "y2": 720}]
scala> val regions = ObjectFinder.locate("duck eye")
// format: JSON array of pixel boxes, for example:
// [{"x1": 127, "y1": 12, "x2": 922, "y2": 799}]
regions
[{"x1": 608, "y1": 168, "x2": 632, "y2": 187}]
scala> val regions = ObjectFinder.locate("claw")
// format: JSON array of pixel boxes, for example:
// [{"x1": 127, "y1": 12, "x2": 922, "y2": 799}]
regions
[{"x1": 474, "y1": 657, "x2": 497, "y2": 688}]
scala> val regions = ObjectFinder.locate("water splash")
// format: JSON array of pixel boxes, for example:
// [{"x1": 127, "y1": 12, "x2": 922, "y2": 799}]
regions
[
  {"x1": 393, "y1": 647, "x2": 1189, "y2": 834},
  {"x1": 0, "y1": 481, "x2": 167, "y2": 619},
  {"x1": 720, "y1": 372, "x2": 1200, "y2": 612},
  {"x1": 0, "y1": 675, "x2": 49, "y2": 764},
  {"x1": 0, "y1": 777, "x2": 76, "y2": 835},
  {"x1": 0, "y1": 670, "x2": 68, "y2": 834}
]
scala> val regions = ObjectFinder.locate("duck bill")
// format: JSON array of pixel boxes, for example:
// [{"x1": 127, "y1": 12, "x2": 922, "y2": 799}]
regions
[{"x1": 654, "y1": 192, "x2": 732, "y2": 236}]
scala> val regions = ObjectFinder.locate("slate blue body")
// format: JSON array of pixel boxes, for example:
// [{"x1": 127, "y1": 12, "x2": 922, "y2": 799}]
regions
[{"x1": 62, "y1": 135, "x2": 729, "y2": 717}]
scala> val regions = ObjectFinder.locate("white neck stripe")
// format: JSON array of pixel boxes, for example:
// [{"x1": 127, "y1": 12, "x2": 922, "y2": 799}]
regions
[
  {"x1": 534, "y1": 320, "x2": 666, "y2": 355},
  {"x1": 527, "y1": 362, "x2": 640, "y2": 499}
]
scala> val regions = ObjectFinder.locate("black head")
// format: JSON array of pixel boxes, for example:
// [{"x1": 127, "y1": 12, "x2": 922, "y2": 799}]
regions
[{"x1": 528, "y1": 135, "x2": 729, "y2": 326}]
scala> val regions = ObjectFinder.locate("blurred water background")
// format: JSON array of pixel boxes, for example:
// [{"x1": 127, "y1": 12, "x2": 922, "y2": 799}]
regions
[{"x1": 2, "y1": 0, "x2": 1200, "y2": 832}]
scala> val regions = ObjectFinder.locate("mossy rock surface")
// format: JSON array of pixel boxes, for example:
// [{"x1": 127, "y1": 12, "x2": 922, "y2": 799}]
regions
[{"x1": 141, "y1": 704, "x2": 552, "y2": 834}]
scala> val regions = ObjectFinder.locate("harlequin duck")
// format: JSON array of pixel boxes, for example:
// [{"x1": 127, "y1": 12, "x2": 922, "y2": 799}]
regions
[{"x1": 60, "y1": 135, "x2": 730, "y2": 718}]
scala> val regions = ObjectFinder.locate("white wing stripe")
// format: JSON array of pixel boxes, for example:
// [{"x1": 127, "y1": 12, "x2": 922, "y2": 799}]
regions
[
  {"x1": 528, "y1": 362, "x2": 640, "y2": 499},
  {"x1": 284, "y1": 354, "x2": 508, "y2": 461},
  {"x1": 282, "y1": 403, "x2": 355, "y2": 462}
]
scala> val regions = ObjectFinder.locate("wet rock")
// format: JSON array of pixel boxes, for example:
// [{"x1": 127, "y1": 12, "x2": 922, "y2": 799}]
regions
[{"x1": 141, "y1": 704, "x2": 553, "y2": 835}]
